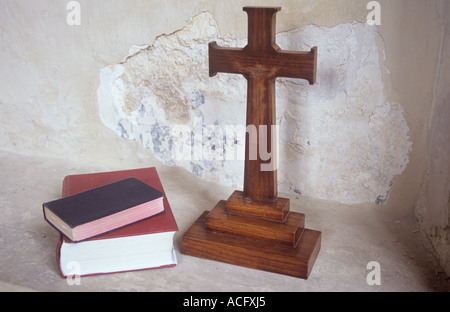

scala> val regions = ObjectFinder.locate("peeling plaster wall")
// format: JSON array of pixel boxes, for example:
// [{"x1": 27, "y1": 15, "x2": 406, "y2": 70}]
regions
[
  {"x1": 98, "y1": 12, "x2": 411, "y2": 205},
  {"x1": 0, "y1": 0, "x2": 445, "y2": 210},
  {"x1": 415, "y1": 0, "x2": 450, "y2": 275}
]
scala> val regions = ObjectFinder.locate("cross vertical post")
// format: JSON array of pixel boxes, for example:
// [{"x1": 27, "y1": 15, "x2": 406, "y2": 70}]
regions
[{"x1": 209, "y1": 6, "x2": 317, "y2": 201}]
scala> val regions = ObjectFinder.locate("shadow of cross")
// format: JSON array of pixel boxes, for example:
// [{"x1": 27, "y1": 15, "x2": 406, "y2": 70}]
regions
[{"x1": 208, "y1": 6, "x2": 317, "y2": 201}]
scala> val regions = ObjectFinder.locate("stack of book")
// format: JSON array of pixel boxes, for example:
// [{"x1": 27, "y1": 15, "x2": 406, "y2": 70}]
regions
[{"x1": 43, "y1": 167, "x2": 178, "y2": 278}]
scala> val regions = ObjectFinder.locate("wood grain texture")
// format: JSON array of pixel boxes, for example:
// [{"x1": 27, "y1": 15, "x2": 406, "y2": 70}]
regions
[
  {"x1": 209, "y1": 6, "x2": 317, "y2": 201},
  {"x1": 226, "y1": 190, "x2": 290, "y2": 221},
  {"x1": 206, "y1": 200, "x2": 304, "y2": 247},
  {"x1": 182, "y1": 212, "x2": 322, "y2": 279}
]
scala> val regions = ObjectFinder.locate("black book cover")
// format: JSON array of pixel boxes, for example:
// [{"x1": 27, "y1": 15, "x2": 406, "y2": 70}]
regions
[{"x1": 43, "y1": 177, "x2": 164, "y2": 228}]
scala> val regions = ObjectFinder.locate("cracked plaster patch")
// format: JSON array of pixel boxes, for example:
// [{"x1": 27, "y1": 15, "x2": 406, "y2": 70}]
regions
[{"x1": 97, "y1": 12, "x2": 411, "y2": 205}]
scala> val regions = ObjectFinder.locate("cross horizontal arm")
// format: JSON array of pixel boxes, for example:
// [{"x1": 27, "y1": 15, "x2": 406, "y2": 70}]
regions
[
  {"x1": 275, "y1": 47, "x2": 317, "y2": 84},
  {"x1": 209, "y1": 42, "x2": 317, "y2": 84},
  {"x1": 209, "y1": 42, "x2": 246, "y2": 77}
]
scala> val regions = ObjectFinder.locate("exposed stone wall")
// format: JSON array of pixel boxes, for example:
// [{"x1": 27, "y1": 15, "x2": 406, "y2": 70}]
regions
[{"x1": 98, "y1": 12, "x2": 411, "y2": 205}]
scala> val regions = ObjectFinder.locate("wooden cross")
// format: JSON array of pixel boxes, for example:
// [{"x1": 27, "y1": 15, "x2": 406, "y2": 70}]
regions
[
  {"x1": 209, "y1": 7, "x2": 317, "y2": 201},
  {"x1": 182, "y1": 6, "x2": 321, "y2": 279}
]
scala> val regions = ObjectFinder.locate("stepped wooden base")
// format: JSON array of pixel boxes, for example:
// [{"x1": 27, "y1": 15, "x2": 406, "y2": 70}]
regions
[{"x1": 182, "y1": 192, "x2": 321, "y2": 279}]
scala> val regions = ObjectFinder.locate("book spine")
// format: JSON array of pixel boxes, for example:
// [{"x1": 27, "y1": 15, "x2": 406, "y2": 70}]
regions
[
  {"x1": 62, "y1": 175, "x2": 70, "y2": 197},
  {"x1": 58, "y1": 177, "x2": 69, "y2": 278},
  {"x1": 55, "y1": 234, "x2": 66, "y2": 278}
]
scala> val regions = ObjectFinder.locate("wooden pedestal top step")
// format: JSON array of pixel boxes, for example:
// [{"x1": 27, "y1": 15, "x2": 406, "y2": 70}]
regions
[
  {"x1": 206, "y1": 200, "x2": 304, "y2": 247},
  {"x1": 182, "y1": 211, "x2": 322, "y2": 279},
  {"x1": 226, "y1": 190, "x2": 290, "y2": 222}
]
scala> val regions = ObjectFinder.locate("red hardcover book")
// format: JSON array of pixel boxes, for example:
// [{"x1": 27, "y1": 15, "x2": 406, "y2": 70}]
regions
[{"x1": 55, "y1": 167, "x2": 178, "y2": 278}]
